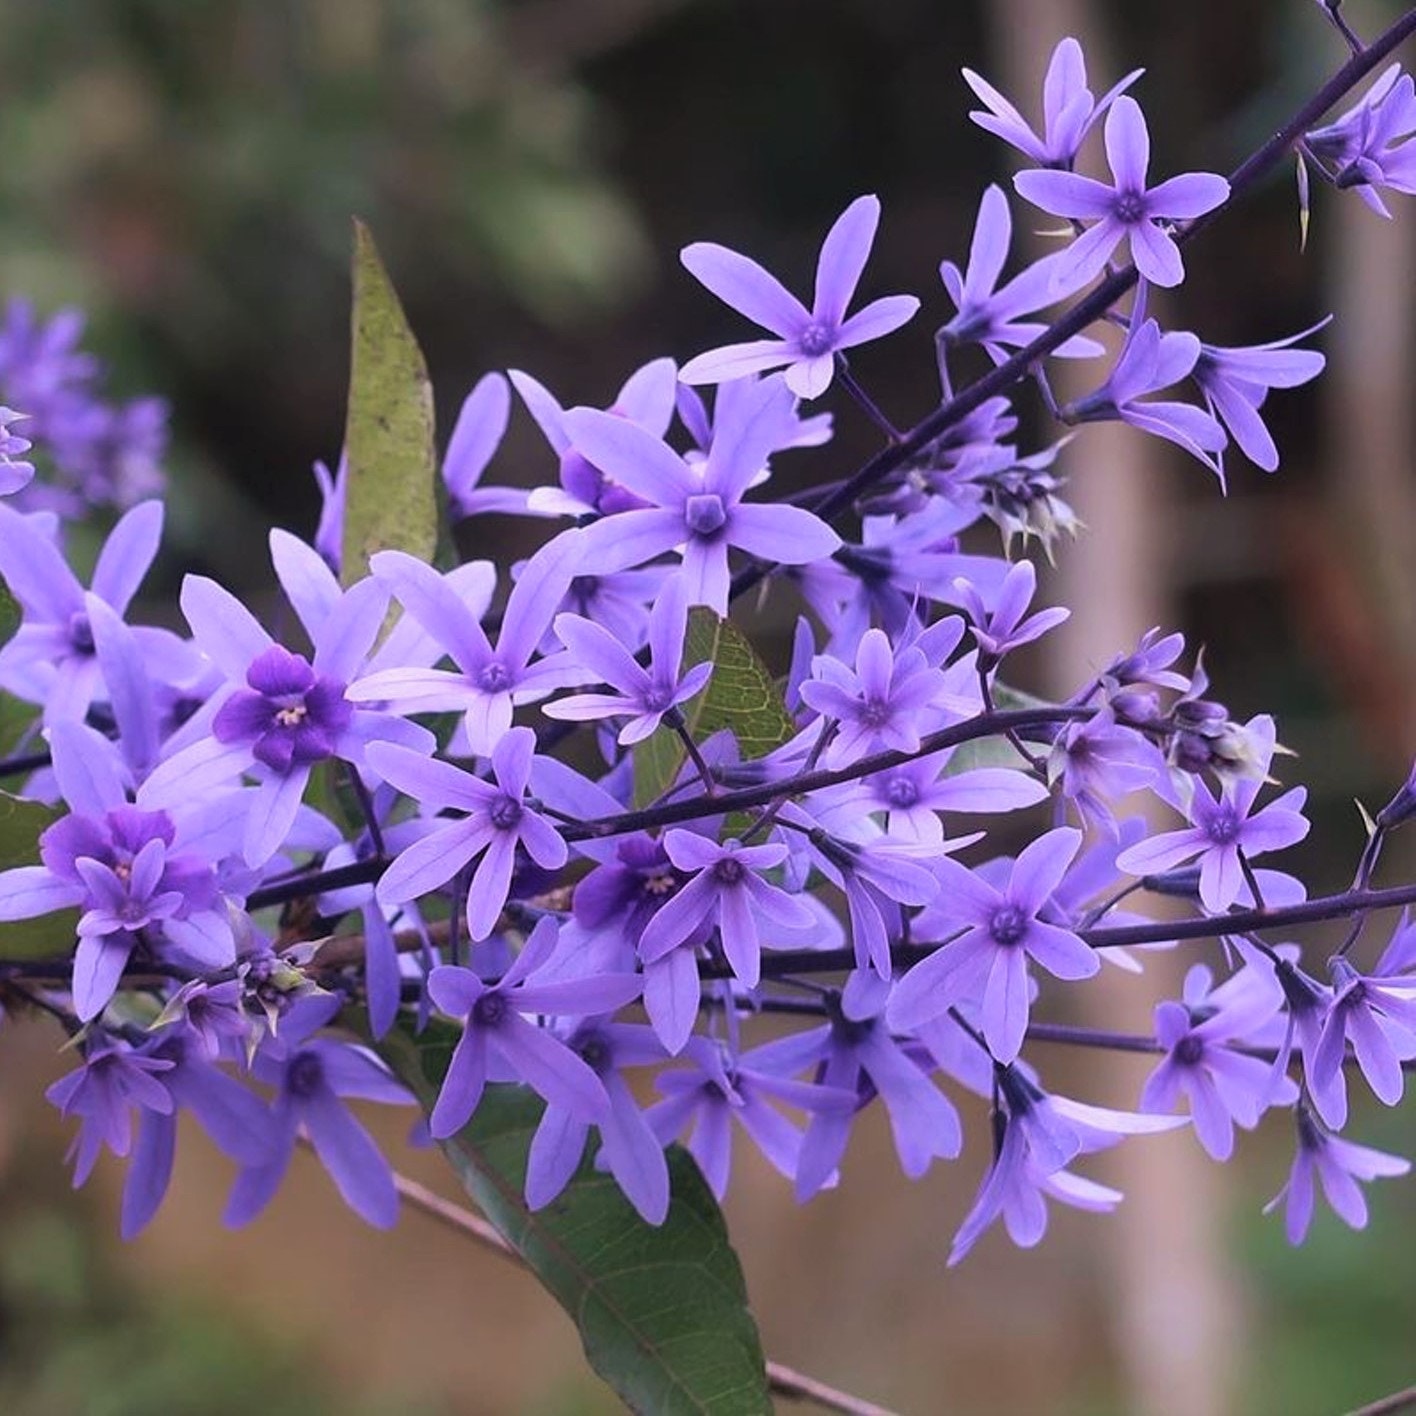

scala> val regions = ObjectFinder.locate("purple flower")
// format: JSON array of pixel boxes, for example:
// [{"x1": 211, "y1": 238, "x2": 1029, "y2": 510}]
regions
[
  {"x1": 0, "y1": 499, "x2": 189, "y2": 722},
  {"x1": 1059, "y1": 289, "x2": 1227, "y2": 474},
  {"x1": 442, "y1": 371, "x2": 512, "y2": 519},
  {"x1": 46, "y1": 1039, "x2": 174, "y2": 1187},
  {"x1": 0, "y1": 406, "x2": 34, "y2": 495},
  {"x1": 515, "y1": 359, "x2": 679, "y2": 519},
  {"x1": 637, "y1": 831, "x2": 815, "y2": 1051},
  {"x1": 961, "y1": 36, "x2": 1142, "y2": 169},
  {"x1": 747, "y1": 972, "x2": 963, "y2": 1199},
  {"x1": 1048, "y1": 706, "x2": 1166, "y2": 835},
  {"x1": 1191, "y1": 323, "x2": 1328, "y2": 473},
  {"x1": 0, "y1": 721, "x2": 238, "y2": 1020},
  {"x1": 1015, "y1": 96, "x2": 1229, "y2": 288},
  {"x1": 948, "y1": 1065, "x2": 1185, "y2": 1265},
  {"x1": 798, "y1": 622, "x2": 958, "y2": 767},
  {"x1": 564, "y1": 374, "x2": 841, "y2": 612},
  {"x1": 1265, "y1": 1103, "x2": 1409, "y2": 1245},
  {"x1": 954, "y1": 558, "x2": 1069, "y2": 669},
  {"x1": 1116, "y1": 717, "x2": 1309, "y2": 911},
  {"x1": 1141, "y1": 963, "x2": 1295, "y2": 1160},
  {"x1": 225, "y1": 1000, "x2": 415, "y2": 1230},
  {"x1": 887, "y1": 828, "x2": 1100, "y2": 1063},
  {"x1": 425, "y1": 917, "x2": 641, "y2": 1138},
  {"x1": 645, "y1": 1040, "x2": 856, "y2": 1200},
  {"x1": 545, "y1": 578, "x2": 712, "y2": 745},
  {"x1": 939, "y1": 186, "x2": 1104, "y2": 361},
  {"x1": 147, "y1": 540, "x2": 432, "y2": 865},
  {"x1": 121, "y1": 1028, "x2": 275, "y2": 1239},
  {"x1": 525, "y1": 1021, "x2": 671, "y2": 1225},
  {"x1": 791, "y1": 821, "x2": 944, "y2": 978},
  {"x1": 815, "y1": 746, "x2": 1049, "y2": 844},
  {"x1": 1308, "y1": 946, "x2": 1416, "y2": 1129},
  {"x1": 1304, "y1": 64, "x2": 1416, "y2": 218},
  {"x1": 368, "y1": 728, "x2": 569, "y2": 942},
  {"x1": 679, "y1": 195, "x2": 919, "y2": 398},
  {"x1": 347, "y1": 531, "x2": 586, "y2": 756}
]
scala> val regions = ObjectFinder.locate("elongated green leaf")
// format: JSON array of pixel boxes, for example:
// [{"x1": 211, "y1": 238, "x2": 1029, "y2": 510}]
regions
[
  {"x1": 634, "y1": 608, "x2": 794, "y2": 807},
  {"x1": 378, "y1": 1021, "x2": 771, "y2": 1415},
  {"x1": 340, "y1": 220, "x2": 438, "y2": 586},
  {"x1": 0, "y1": 790, "x2": 77, "y2": 960}
]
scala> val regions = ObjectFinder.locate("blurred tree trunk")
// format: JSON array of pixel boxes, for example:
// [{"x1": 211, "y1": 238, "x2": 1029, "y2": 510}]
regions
[{"x1": 984, "y1": 5, "x2": 1247, "y2": 1413}]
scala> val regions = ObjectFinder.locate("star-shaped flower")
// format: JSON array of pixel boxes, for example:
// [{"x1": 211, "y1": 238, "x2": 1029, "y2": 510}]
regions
[{"x1": 679, "y1": 195, "x2": 919, "y2": 398}]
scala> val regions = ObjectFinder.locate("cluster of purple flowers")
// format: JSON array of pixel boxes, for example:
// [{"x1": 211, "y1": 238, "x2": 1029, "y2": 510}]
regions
[
  {"x1": 0, "y1": 299, "x2": 169, "y2": 516},
  {"x1": 3, "y1": 28, "x2": 1416, "y2": 1269}
]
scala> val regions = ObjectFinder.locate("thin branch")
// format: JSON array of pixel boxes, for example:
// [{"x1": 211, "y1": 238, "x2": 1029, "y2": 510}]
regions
[
  {"x1": 388, "y1": 1164, "x2": 902, "y2": 1416},
  {"x1": 1345, "y1": 1384, "x2": 1416, "y2": 1416}
]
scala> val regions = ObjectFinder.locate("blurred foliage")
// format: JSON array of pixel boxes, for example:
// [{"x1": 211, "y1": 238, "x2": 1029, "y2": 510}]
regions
[{"x1": 0, "y1": 1190, "x2": 441, "y2": 1416}]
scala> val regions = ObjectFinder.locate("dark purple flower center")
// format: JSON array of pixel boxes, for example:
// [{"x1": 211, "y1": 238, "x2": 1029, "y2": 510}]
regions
[
  {"x1": 989, "y1": 905, "x2": 1027, "y2": 946},
  {"x1": 684, "y1": 493, "x2": 727, "y2": 537},
  {"x1": 642, "y1": 680, "x2": 675, "y2": 712},
  {"x1": 212, "y1": 646, "x2": 352, "y2": 772},
  {"x1": 578, "y1": 1035, "x2": 611, "y2": 1073},
  {"x1": 859, "y1": 696, "x2": 891, "y2": 728},
  {"x1": 798, "y1": 322, "x2": 834, "y2": 357},
  {"x1": 1204, "y1": 808, "x2": 1241, "y2": 845},
  {"x1": 474, "y1": 993, "x2": 507, "y2": 1027},
  {"x1": 1175, "y1": 1034, "x2": 1205, "y2": 1067},
  {"x1": 712, "y1": 857, "x2": 746, "y2": 887},
  {"x1": 884, "y1": 776, "x2": 919, "y2": 808},
  {"x1": 489, "y1": 794, "x2": 523, "y2": 831},
  {"x1": 1113, "y1": 190, "x2": 1147, "y2": 223},
  {"x1": 477, "y1": 661, "x2": 512, "y2": 693},
  {"x1": 67, "y1": 611, "x2": 95, "y2": 654},
  {"x1": 286, "y1": 1050, "x2": 325, "y2": 1099}
]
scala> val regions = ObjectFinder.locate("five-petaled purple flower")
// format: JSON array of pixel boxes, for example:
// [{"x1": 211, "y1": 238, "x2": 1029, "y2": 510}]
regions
[
  {"x1": 425, "y1": 917, "x2": 642, "y2": 1138},
  {"x1": 962, "y1": 36, "x2": 1142, "y2": 169},
  {"x1": 679, "y1": 195, "x2": 919, "y2": 397},
  {"x1": 564, "y1": 374, "x2": 841, "y2": 612},
  {"x1": 1015, "y1": 96, "x2": 1229, "y2": 288},
  {"x1": 545, "y1": 578, "x2": 712, "y2": 744},
  {"x1": 888, "y1": 828, "x2": 1099, "y2": 1062},
  {"x1": 369, "y1": 728, "x2": 569, "y2": 942}
]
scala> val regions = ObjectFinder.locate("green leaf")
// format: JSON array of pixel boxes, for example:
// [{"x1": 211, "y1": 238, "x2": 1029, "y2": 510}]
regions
[
  {"x1": 340, "y1": 220, "x2": 439, "y2": 587},
  {"x1": 0, "y1": 575, "x2": 18, "y2": 648},
  {"x1": 633, "y1": 608, "x2": 794, "y2": 808},
  {"x1": 0, "y1": 790, "x2": 77, "y2": 960},
  {"x1": 377, "y1": 1021, "x2": 771, "y2": 1415}
]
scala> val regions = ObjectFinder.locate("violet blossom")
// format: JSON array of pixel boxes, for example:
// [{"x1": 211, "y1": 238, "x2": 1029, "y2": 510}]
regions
[{"x1": 679, "y1": 195, "x2": 919, "y2": 398}]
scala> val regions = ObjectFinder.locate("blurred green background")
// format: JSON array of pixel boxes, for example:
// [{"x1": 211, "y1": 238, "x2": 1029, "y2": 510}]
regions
[{"x1": 2, "y1": 0, "x2": 1415, "y2": 1412}]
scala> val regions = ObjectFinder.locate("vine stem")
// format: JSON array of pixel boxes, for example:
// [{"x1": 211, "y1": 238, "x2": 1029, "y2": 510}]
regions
[{"x1": 382, "y1": 1163, "x2": 902, "y2": 1416}]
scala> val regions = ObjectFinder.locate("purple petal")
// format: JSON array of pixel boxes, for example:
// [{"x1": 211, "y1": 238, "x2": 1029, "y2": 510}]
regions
[
  {"x1": 678, "y1": 340, "x2": 799, "y2": 386},
  {"x1": 1104, "y1": 95, "x2": 1150, "y2": 190},
  {"x1": 495, "y1": 1013, "x2": 610, "y2": 1122},
  {"x1": 444, "y1": 372, "x2": 511, "y2": 502},
  {"x1": 430, "y1": 1028, "x2": 488, "y2": 1138},
  {"x1": 91, "y1": 501, "x2": 163, "y2": 614},
  {"x1": 499, "y1": 531, "x2": 585, "y2": 672},
  {"x1": 1127, "y1": 222, "x2": 1185, "y2": 288},
  {"x1": 643, "y1": 950, "x2": 700, "y2": 1055},
  {"x1": 728, "y1": 502, "x2": 842, "y2": 564},
  {"x1": 1145, "y1": 172, "x2": 1230, "y2": 220},
  {"x1": 526, "y1": 1105, "x2": 588, "y2": 1210},
  {"x1": 812, "y1": 194, "x2": 880, "y2": 326},
  {"x1": 982, "y1": 946, "x2": 1030, "y2": 1063},
  {"x1": 304, "y1": 1085, "x2": 398, "y2": 1228},
  {"x1": 681, "y1": 242, "x2": 809, "y2": 338}
]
